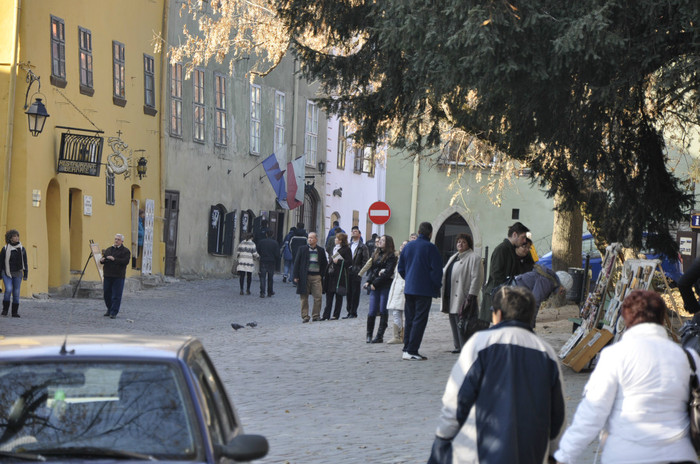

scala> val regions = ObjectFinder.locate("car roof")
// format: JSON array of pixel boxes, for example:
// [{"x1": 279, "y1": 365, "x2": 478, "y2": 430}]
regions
[{"x1": 0, "y1": 334, "x2": 197, "y2": 361}]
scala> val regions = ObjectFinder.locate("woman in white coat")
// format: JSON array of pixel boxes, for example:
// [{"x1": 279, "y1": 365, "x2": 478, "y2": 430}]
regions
[
  {"x1": 440, "y1": 233, "x2": 483, "y2": 353},
  {"x1": 386, "y1": 240, "x2": 408, "y2": 344},
  {"x1": 555, "y1": 290, "x2": 699, "y2": 464}
]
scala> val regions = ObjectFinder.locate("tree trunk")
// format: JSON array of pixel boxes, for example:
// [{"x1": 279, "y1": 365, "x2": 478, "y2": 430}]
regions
[{"x1": 551, "y1": 193, "x2": 583, "y2": 272}]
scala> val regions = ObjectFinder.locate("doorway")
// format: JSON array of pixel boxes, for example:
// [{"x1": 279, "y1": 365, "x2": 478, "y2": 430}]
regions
[
  {"x1": 163, "y1": 190, "x2": 180, "y2": 276},
  {"x1": 435, "y1": 213, "x2": 473, "y2": 265},
  {"x1": 46, "y1": 180, "x2": 61, "y2": 288},
  {"x1": 68, "y1": 188, "x2": 83, "y2": 271}
]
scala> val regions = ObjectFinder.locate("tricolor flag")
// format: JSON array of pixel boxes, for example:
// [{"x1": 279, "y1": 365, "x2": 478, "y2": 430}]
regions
[
  {"x1": 262, "y1": 153, "x2": 287, "y2": 204},
  {"x1": 286, "y1": 155, "x2": 305, "y2": 210}
]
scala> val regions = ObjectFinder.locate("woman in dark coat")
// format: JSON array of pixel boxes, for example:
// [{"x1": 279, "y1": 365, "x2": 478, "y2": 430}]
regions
[
  {"x1": 322, "y1": 232, "x2": 352, "y2": 320},
  {"x1": 364, "y1": 235, "x2": 397, "y2": 343},
  {"x1": 0, "y1": 229, "x2": 28, "y2": 317}
]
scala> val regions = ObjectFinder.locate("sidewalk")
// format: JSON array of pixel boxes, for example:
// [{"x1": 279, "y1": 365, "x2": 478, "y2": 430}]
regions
[{"x1": 1, "y1": 275, "x2": 598, "y2": 463}]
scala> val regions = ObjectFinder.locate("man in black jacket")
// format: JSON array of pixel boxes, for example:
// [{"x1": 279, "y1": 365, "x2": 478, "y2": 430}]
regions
[
  {"x1": 256, "y1": 230, "x2": 281, "y2": 298},
  {"x1": 101, "y1": 234, "x2": 131, "y2": 319},
  {"x1": 343, "y1": 226, "x2": 369, "y2": 318},
  {"x1": 293, "y1": 232, "x2": 328, "y2": 323}
]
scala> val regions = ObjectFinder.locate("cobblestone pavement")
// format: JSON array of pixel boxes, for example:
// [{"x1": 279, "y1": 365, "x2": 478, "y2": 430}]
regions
[{"x1": 0, "y1": 276, "x2": 597, "y2": 463}]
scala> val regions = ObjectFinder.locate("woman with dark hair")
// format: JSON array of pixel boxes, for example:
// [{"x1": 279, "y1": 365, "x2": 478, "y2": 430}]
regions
[
  {"x1": 441, "y1": 233, "x2": 483, "y2": 352},
  {"x1": 235, "y1": 233, "x2": 258, "y2": 295},
  {"x1": 555, "y1": 290, "x2": 699, "y2": 464},
  {"x1": 322, "y1": 232, "x2": 352, "y2": 320},
  {"x1": 364, "y1": 235, "x2": 397, "y2": 343},
  {"x1": 0, "y1": 229, "x2": 28, "y2": 317}
]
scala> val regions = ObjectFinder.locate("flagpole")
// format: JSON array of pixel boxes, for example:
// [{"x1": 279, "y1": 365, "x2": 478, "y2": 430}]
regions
[{"x1": 242, "y1": 158, "x2": 266, "y2": 178}]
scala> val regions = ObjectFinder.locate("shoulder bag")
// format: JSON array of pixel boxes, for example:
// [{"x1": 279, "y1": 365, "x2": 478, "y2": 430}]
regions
[{"x1": 683, "y1": 349, "x2": 700, "y2": 452}]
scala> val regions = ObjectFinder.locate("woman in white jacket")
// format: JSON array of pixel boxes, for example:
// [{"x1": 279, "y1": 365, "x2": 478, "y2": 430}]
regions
[
  {"x1": 440, "y1": 233, "x2": 483, "y2": 353},
  {"x1": 555, "y1": 290, "x2": 699, "y2": 464},
  {"x1": 386, "y1": 240, "x2": 408, "y2": 344}
]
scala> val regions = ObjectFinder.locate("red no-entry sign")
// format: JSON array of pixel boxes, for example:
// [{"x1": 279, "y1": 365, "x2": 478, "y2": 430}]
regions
[{"x1": 368, "y1": 201, "x2": 391, "y2": 225}]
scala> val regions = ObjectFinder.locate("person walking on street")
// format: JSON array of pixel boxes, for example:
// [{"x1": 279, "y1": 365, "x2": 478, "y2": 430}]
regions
[
  {"x1": 289, "y1": 222, "x2": 309, "y2": 275},
  {"x1": 398, "y1": 222, "x2": 443, "y2": 360},
  {"x1": 479, "y1": 222, "x2": 530, "y2": 323},
  {"x1": 0, "y1": 230, "x2": 28, "y2": 318},
  {"x1": 325, "y1": 220, "x2": 345, "y2": 255},
  {"x1": 293, "y1": 232, "x2": 328, "y2": 323},
  {"x1": 554, "y1": 290, "x2": 699, "y2": 464},
  {"x1": 281, "y1": 226, "x2": 296, "y2": 283},
  {"x1": 256, "y1": 230, "x2": 281, "y2": 298},
  {"x1": 440, "y1": 233, "x2": 483, "y2": 352},
  {"x1": 322, "y1": 232, "x2": 352, "y2": 320},
  {"x1": 100, "y1": 233, "x2": 131, "y2": 319},
  {"x1": 344, "y1": 226, "x2": 369, "y2": 319},
  {"x1": 428, "y1": 286, "x2": 565, "y2": 464},
  {"x1": 235, "y1": 234, "x2": 258, "y2": 295},
  {"x1": 386, "y1": 240, "x2": 410, "y2": 344},
  {"x1": 364, "y1": 235, "x2": 398, "y2": 343}
]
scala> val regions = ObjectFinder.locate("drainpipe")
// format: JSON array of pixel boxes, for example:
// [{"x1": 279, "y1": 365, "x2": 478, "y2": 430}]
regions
[
  {"x1": 409, "y1": 154, "x2": 419, "y2": 234},
  {"x1": 1, "y1": 0, "x2": 21, "y2": 231},
  {"x1": 157, "y1": 0, "x2": 169, "y2": 274}
]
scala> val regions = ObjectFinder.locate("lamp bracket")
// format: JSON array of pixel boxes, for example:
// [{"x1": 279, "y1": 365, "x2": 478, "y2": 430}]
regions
[{"x1": 24, "y1": 70, "x2": 41, "y2": 110}]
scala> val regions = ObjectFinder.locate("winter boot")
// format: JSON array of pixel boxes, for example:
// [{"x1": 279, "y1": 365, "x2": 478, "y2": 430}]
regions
[
  {"x1": 11, "y1": 303, "x2": 19, "y2": 318},
  {"x1": 371, "y1": 313, "x2": 389, "y2": 343},
  {"x1": 366, "y1": 316, "x2": 376, "y2": 343},
  {"x1": 387, "y1": 324, "x2": 402, "y2": 344},
  {"x1": 1, "y1": 300, "x2": 8, "y2": 316}
]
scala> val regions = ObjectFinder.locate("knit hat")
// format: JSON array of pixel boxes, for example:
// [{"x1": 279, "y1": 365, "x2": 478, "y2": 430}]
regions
[{"x1": 555, "y1": 271, "x2": 573, "y2": 292}]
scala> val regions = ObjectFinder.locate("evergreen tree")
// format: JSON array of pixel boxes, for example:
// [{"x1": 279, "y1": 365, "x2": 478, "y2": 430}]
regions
[{"x1": 278, "y1": 0, "x2": 699, "y2": 256}]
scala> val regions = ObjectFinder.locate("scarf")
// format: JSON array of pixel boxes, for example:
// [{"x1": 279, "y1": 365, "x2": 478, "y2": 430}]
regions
[{"x1": 5, "y1": 242, "x2": 23, "y2": 276}]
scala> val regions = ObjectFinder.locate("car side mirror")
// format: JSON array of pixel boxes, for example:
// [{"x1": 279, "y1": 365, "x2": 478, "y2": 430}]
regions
[{"x1": 216, "y1": 434, "x2": 269, "y2": 461}]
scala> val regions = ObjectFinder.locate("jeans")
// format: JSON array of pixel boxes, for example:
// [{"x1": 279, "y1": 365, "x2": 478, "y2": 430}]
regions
[
  {"x1": 2, "y1": 274, "x2": 22, "y2": 304},
  {"x1": 368, "y1": 286, "x2": 390, "y2": 317},
  {"x1": 103, "y1": 276, "x2": 125, "y2": 316},
  {"x1": 403, "y1": 294, "x2": 432, "y2": 355},
  {"x1": 259, "y1": 262, "x2": 275, "y2": 295},
  {"x1": 283, "y1": 259, "x2": 293, "y2": 278}
]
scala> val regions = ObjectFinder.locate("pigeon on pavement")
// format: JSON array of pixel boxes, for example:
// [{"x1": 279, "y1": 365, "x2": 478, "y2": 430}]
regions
[
  {"x1": 231, "y1": 323, "x2": 245, "y2": 331},
  {"x1": 246, "y1": 322, "x2": 258, "y2": 328}
]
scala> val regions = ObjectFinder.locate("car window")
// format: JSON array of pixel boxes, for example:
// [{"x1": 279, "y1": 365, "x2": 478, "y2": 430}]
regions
[
  {"x1": 0, "y1": 362, "x2": 199, "y2": 459},
  {"x1": 190, "y1": 350, "x2": 237, "y2": 444}
]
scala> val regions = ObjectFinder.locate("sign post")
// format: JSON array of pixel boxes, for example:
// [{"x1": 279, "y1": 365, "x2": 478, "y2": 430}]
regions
[{"x1": 368, "y1": 201, "x2": 391, "y2": 225}]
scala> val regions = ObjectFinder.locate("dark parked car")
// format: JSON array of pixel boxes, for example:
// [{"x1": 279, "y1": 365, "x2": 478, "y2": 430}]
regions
[
  {"x1": 538, "y1": 232, "x2": 682, "y2": 284},
  {"x1": 0, "y1": 335, "x2": 268, "y2": 463}
]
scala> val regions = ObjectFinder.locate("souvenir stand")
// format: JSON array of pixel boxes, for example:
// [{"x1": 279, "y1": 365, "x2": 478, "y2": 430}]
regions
[{"x1": 558, "y1": 243, "x2": 680, "y2": 372}]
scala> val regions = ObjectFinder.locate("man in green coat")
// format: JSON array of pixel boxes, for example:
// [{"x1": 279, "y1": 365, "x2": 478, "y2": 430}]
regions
[{"x1": 479, "y1": 222, "x2": 530, "y2": 321}]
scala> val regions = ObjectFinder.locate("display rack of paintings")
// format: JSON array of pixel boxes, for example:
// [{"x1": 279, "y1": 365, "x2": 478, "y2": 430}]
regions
[{"x1": 559, "y1": 244, "x2": 679, "y2": 372}]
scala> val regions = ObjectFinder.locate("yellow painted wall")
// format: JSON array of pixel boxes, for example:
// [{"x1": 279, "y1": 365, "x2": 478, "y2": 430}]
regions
[{"x1": 1, "y1": 0, "x2": 165, "y2": 295}]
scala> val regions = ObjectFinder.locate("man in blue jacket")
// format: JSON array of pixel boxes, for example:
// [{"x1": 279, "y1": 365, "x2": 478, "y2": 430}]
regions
[
  {"x1": 428, "y1": 286, "x2": 565, "y2": 464},
  {"x1": 397, "y1": 222, "x2": 443, "y2": 360}
]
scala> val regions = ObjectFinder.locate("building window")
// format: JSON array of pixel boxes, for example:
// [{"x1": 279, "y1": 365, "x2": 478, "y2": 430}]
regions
[
  {"x1": 337, "y1": 123, "x2": 346, "y2": 170},
  {"x1": 193, "y1": 68, "x2": 205, "y2": 142},
  {"x1": 170, "y1": 62, "x2": 183, "y2": 137},
  {"x1": 106, "y1": 170, "x2": 115, "y2": 205},
  {"x1": 512, "y1": 208, "x2": 520, "y2": 220},
  {"x1": 353, "y1": 148, "x2": 362, "y2": 173},
  {"x1": 274, "y1": 91, "x2": 285, "y2": 155},
  {"x1": 143, "y1": 54, "x2": 156, "y2": 113},
  {"x1": 78, "y1": 27, "x2": 93, "y2": 93},
  {"x1": 112, "y1": 41, "x2": 126, "y2": 105},
  {"x1": 362, "y1": 147, "x2": 375, "y2": 177},
  {"x1": 215, "y1": 74, "x2": 227, "y2": 146},
  {"x1": 250, "y1": 84, "x2": 261, "y2": 155},
  {"x1": 304, "y1": 101, "x2": 318, "y2": 166},
  {"x1": 50, "y1": 16, "x2": 66, "y2": 86}
]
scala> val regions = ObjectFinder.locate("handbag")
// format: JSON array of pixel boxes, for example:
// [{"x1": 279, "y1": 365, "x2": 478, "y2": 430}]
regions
[
  {"x1": 683, "y1": 349, "x2": 700, "y2": 452},
  {"x1": 335, "y1": 260, "x2": 348, "y2": 296}
]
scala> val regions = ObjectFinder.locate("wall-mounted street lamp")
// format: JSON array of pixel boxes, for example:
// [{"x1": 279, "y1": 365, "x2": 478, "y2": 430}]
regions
[
  {"x1": 137, "y1": 157, "x2": 148, "y2": 179},
  {"x1": 317, "y1": 161, "x2": 326, "y2": 173},
  {"x1": 24, "y1": 70, "x2": 50, "y2": 137}
]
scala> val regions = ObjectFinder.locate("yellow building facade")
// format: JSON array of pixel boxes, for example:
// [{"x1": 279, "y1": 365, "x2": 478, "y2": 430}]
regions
[{"x1": 0, "y1": 0, "x2": 164, "y2": 295}]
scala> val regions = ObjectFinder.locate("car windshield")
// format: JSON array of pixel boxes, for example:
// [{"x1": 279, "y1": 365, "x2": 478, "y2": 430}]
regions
[{"x1": 0, "y1": 362, "x2": 199, "y2": 460}]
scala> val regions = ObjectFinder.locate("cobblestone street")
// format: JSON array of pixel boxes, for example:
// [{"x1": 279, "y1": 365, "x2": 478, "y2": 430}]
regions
[{"x1": 0, "y1": 276, "x2": 597, "y2": 463}]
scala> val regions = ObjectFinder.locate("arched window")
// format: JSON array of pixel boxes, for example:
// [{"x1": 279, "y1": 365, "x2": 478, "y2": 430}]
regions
[{"x1": 208, "y1": 204, "x2": 227, "y2": 255}]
